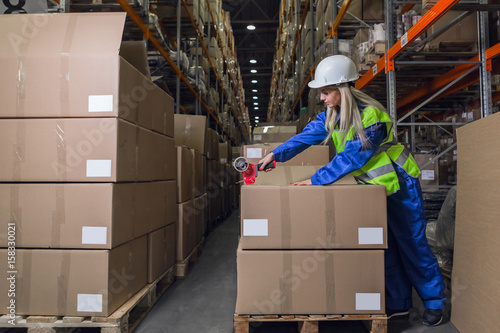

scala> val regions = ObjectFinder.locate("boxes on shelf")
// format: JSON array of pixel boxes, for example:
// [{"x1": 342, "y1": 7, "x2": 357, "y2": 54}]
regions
[
  {"x1": 148, "y1": 223, "x2": 176, "y2": 283},
  {"x1": 0, "y1": 236, "x2": 148, "y2": 317},
  {"x1": 235, "y1": 247, "x2": 385, "y2": 315},
  {"x1": 413, "y1": 153, "x2": 440, "y2": 190},
  {"x1": 0, "y1": 13, "x2": 173, "y2": 137},
  {"x1": 192, "y1": 149, "x2": 206, "y2": 197},
  {"x1": 0, "y1": 181, "x2": 176, "y2": 249},
  {"x1": 177, "y1": 146, "x2": 194, "y2": 203}
]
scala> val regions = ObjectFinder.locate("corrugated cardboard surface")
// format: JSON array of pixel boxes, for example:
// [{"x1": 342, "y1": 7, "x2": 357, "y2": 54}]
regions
[
  {"x1": 0, "y1": 181, "x2": 177, "y2": 249},
  {"x1": 206, "y1": 129, "x2": 219, "y2": 161},
  {"x1": 177, "y1": 146, "x2": 194, "y2": 203},
  {"x1": 194, "y1": 194, "x2": 207, "y2": 242},
  {"x1": 147, "y1": 223, "x2": 176, "y2": 283},
  {"x1": 177, "y1": 200, "x2": 198, "y2": 261},
  {"x1": 413, "y1": 153, "x2": 439, "y2": 189},
  {"x1": 424, "y1": 9, "x2": 477, "y2": 43},
  {"x1": 137, "y1": 127, "x2": 168, "y2": 181},
  {"x1": 236, "y1": 247, "x2": 385, "y2": 315},
  {"x1": 0, "y1": 236, "x2": 147, "y2": 317},
  {"x1": 174, "y1": 114, "x2": 207, "y2": 154},
  {"x1": 219, "y1": 141, "x2": 231, "y2": 164},
  {"x1": 243, "y1": 144, "x2": 330, "y2": 166},
  {"x1": 191, "y1": 149, "x2": 206, "y2": 197},
  {"x1": 251, "y1": 165, "x2": 357, "y2": 186},
  {"x1": 0, "y1": 13, "x2": 172, "y2": 134},
  {"x1": 240, "y1": 185, "x2": 387, "y2": 249},
  {"x1": 253, "y1": 126, "x2": 296, "y2": 144},
  {"x1": 451, "y1": 113, "x2": 500, "y2": 332},
  {"x1": 0, "y1": 118, "x2": 136, "y2": 182}
]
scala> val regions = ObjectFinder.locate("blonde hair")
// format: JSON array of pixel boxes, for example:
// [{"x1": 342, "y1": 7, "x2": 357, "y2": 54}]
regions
[{"x1": 321, "y1": 83, "x2": 387, "y2": 147}]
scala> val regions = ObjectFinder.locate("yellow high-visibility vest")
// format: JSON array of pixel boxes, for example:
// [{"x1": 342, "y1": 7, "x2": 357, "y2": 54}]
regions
[{"x1": 331, "y1": 106, "x2": 420, "y2": 195}]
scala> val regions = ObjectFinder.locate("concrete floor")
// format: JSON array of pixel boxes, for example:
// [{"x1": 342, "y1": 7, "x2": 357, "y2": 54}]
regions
[{"x1": 135, "y1": 209, "x2": 460, "y2": 333}]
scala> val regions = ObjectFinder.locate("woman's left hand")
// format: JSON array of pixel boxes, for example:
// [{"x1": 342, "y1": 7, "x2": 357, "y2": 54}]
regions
[{"x1": 290, "y1": 179, "x2": 312, "y2": 186}]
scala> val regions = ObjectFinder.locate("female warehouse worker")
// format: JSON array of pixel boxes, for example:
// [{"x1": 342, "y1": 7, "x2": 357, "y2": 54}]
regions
[{"x1": 258, "y1": 55, "x2": 446, "y2": 326}]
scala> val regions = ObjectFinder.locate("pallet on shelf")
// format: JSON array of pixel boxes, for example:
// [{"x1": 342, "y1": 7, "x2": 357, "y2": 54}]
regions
[
  {"x1": 174, "y1": 237, "x2": 205, "y2": 278},
  {"x1": 0, "y1": 266, "x2": 175, "y2": 333},
  {"x1": 234, "y1": 313, "x2": 388, "y2": 333},
  {"x1": 423, "y1": 41, "x2": 477, "y2": 53}
]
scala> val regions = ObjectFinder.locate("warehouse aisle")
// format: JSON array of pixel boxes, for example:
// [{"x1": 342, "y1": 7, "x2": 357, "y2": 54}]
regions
[
  {"x1": 135, "y1": 208, "x2": 459, "y2": 333},
  {"x1": 135, "y1": 210, "x2": 240, "y2": 333}
]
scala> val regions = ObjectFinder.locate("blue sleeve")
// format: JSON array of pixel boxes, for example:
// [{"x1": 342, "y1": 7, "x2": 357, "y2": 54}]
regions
[
  {"x1": 310, "y1": 123, "x2": 387, "y2": 185},
  {"x1": 271, "y1": 111, "x2": 329, "y2": 162}
]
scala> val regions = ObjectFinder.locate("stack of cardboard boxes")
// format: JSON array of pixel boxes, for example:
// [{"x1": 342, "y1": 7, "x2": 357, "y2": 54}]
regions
[
  {"x1": 0, "y1": 13, "x2": 177, "y2": 317},
  {"x1": 235, "y1": 140, "x2": 388, "y2": 315}
]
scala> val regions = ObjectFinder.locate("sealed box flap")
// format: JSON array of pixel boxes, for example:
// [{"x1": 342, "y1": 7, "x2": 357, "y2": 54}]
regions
[{"x1": 0, "y1": 13, "x2": 126, "y2": 56}]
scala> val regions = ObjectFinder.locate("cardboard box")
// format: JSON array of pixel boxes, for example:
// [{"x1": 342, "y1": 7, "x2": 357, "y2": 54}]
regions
[
  {"x1": 177, "y1": 200, "x2": 198, "y2": 261},
  {"x1": 177, "y1": 146, "x2": 194, "y2": 203},
  {"x1": 243, "y1": 144, "x2": 330, "y2": 166},
  {"x1": 252, "y1": 165, "x2": 357, "y2": 186},
  {"x1": 206, "y1": 128, "x2": 219, "y2": 160},
  {"x1": 191, "y1": 149, "x2": 206, "y2": 197},
  {"x1": 137, "y1": 127, "x2": 171, "y2": 181},
  {"x1": 253, "y1": 126, "x2": 296, "y2": 144},
  {"x1": 0, "y1": 236, "x2": 147, "y2": 317},
  {"x1": 0, "y1": 13, "x2": 171, "y2": 133},
  {"x1": 219, "y1": 141, "x2": 231, "y2": 164},
  {"x1": 0, "y1": 118, "x2": 137, "y2": 182},
  {"x1": 425, "y1": 9, "x2": 477, "y2": 43},
  {"x1": 174, "y1": 114, "x2": 207, "y2": 154},
  {"x1": 194, "y1": 194, "x2": 207, "y2": 241},
  {"x1": 451, "y1": 112, "x2": 500, "y2": 332},
  {"x1": 148, "y1": 223, "x2": 176, "y2": 283},
  {"x1": 240, "y1": 185, "x2": 387, "y2": 249},
  {"x1": 235, "y1": 247, "x2": 385, "y2": 315},
  {"x1": 413, "y1": 153, "x2": 439, "y2": 190},
  {"x1": 0, "y1": 181, "x2": 176, "y2": 249}
]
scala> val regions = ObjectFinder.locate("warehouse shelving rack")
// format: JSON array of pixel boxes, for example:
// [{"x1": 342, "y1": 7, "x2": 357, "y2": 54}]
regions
[
  {"x1": 67, "y1": 0, "x2": 250, "y2": 145},
  {"x1": 269, "y1": 0, "x2": 500, "y2": 172}
]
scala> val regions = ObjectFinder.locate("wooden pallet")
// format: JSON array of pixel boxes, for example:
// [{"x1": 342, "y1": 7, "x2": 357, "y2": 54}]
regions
[
  {"x1": 174, "y1": 237, "x2": 204, "y2": 278},
  {"x1": 424, "y1": 41, "x2": 477, "y2": 53},
  {"x1": 0, "y1": 266, "x2": 175, "y2": 333},
  {"x1": 234, "y1": 314, "x2": 387, "y2": 333}
]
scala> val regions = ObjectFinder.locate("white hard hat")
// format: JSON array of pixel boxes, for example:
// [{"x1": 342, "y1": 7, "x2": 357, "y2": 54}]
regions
[{"x1": 308, "y1": 55, "x2": 358, "y2": 88}]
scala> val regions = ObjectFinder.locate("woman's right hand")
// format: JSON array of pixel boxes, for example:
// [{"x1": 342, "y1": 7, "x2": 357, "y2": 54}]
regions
[{"x1": 258, "y1": 152, "x2": 275, "y2": 171}]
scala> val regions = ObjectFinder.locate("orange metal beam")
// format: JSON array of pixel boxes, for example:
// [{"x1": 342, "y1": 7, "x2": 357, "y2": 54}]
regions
[
  {"x1": 356, "y1": 0, "x2": 460, "y2": 90},
  {"x1": 401, "y1": 4, "x2": 415, "y2": 15},
  {"x1": 328, "y1": 0, "x2": 353, "y2": 38}
]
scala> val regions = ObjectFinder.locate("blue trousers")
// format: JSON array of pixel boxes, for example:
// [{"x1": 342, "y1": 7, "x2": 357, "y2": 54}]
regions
[{"x1": 385, "y1": 164, "x2": 446, "y2": 310}]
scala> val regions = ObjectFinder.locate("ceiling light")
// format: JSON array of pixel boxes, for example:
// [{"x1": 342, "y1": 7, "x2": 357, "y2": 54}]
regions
[
  {"x1": 250, "y1": 59, "x2": 257, "y2": 64},
  {"x1": 247, "y1": 25, "x2": 256, "y2": 30},
  {"x1": 253, "y1": 96, "x2": 258, "y2": 100},
  {"x1": 250, "y1": 69, "x2": 257, "y2": 73},
  {"x1": 255, "y1": 107, "x2": 259, "y2": 110},
  {"x1": 252, "y1": 89, "x2": 257, "y2": 92},
  {"x1": 255, "y1": 116, "x2": 259, "y2": 119},
  {"x1": 251, "y1": 80, "x2": 258, "y2": 83},
  {"x1": 253, "y1": 102, "x2": 258, "y2": 105}
]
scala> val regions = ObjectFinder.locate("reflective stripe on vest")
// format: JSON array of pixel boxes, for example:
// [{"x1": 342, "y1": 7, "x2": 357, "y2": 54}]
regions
[{"x1": 331, "y1": 106, "x2": 420, "y2": 195}]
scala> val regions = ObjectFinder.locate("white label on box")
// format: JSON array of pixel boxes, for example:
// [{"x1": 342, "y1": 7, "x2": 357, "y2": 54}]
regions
[
  {"x1": 77, "y1": 294, "x2": 103, "y2": 312},
  {"x1": 243, "y1": 219, "x2": 268, "y2": 236},
  {"x1": 358, "y1": 228, "x2": 384, "y2": 245},
  {"x1": 247, "y1": 148, "x2": 263, "y2": 159},
  {"x1": 86, "y1": 160, "x2": 112, "y2": 177},
  {"x1": 401, "y1": 33, "x2": 408, "y2": 47},
  {"x1": 88, "y1": 95, "x2": 113, "y2": 112},
  {"x1": 372, "y1": 64, "x2": 377, "y2": 76},
  {"x1": 467, "y1": 111, "x2": 474, "y2": 122},
  {"x1": 254, "y1": 135, "x2": 262, "y2": 141},
  {"x1": 82, "y1": 227, "x2": 108, "y2": 245},
  {"x1": 421, "y1": 170, "x2": 435, "y2": 180},
  {"x1": 356, "y1": 293, "x2": 381, "y2": 310}
]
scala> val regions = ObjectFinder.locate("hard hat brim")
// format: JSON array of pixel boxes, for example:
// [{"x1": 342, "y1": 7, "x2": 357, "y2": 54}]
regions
[{"x1": 308, "y1": 80, "x2": 328, "y2": 89}]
